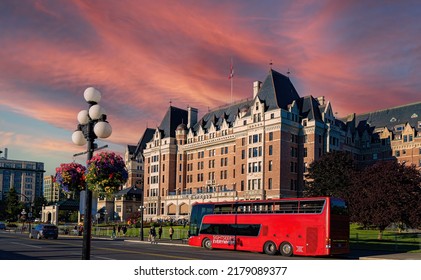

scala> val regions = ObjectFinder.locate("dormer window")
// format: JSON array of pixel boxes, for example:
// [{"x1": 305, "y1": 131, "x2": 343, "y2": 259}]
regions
[
  {"x1": 390, "y1": 117, "x2": 397, "y2": 122},
  {"x1": 411, "y1": 113, "x2": 418, "y2": 118},
  {"x1": 395, "y1": 125, "x2": 404, "y2": 132}
]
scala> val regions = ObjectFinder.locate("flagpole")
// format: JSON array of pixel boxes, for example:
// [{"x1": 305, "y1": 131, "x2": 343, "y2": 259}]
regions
[
  {"x1": 229, "y1": 58, "x2": 234, "y2": 104},
  {"x1": 230, "y1": 71, "x2": 233, "y2": 104}
]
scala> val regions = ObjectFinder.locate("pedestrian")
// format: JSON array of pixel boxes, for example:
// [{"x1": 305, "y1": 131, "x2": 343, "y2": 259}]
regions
[
  {"x1": 169, "y1": 226, "x2": 174, "y2": 240},
  {"x1": 158, "y1": 225, "x2": 163, "y2": 239},
  {"x1": 122, "y1": 225, "x2": 127, "y2": 236},
  {"x1": 117, "y1": 225, "x2": 121, "y2": 236},
  {"x1": 111, "y1": 225, "x2": 116, "y2": 239},
  {"x1": 149, "y1": 226, "x2": 157, "y2": 244},
  {"x1": 78, "y1": 225, "x2": 83, "y2": 236}
]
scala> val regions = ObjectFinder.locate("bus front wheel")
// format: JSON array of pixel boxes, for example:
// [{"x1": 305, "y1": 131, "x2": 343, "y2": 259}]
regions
[
  {"x1": 279, "y1": 242, "x2": 293, "y2": 257},
  {"x1": 202, "y1": 238, "x2": 212, "y2": 250},
  {"x1": 263, "y1": 241, "x2": 277, "y2": 255}
]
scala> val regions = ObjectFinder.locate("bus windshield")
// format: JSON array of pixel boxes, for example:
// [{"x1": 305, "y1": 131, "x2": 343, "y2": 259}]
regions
[{"x1": 189, "y1": 204, "x2": 214, "y2": 236}]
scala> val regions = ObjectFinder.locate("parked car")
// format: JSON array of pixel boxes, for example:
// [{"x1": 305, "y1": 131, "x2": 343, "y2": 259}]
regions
[
  {"x1": 0, "y1": 222, "x2": 6, "y2": 230},
  {"x1": 29, "y1": 224, "x2": 58, "y2": 239}
]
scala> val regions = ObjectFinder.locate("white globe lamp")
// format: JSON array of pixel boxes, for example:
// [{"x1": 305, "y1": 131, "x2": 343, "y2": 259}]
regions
[
  {"x1": 77, "y1": 110, "x2": 90, "y2": 125},
  {"x1": 84, "y1": 87, "x2": 101, "y2": 103},
  {"x1": 89, "y1": 104, "x2": 105, "y2": 120},
  {"x1": 94, "y1": 121, "x2": 112, "y2": 138},
  {"x1": 72, "y1": 130, "x2": 87, "y2": 146}
]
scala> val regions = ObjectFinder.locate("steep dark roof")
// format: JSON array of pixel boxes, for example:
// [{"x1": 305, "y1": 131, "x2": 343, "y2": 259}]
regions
[
  {"x1": 297, "y1": 96, "x2": 323, "y2": 122},
  {"x1": 158, "y1": 106, "x2": 188, "y2": 138},
  {"x1": 114, "y1": 186, "x2": 143, "y2": 197},
  {"x1": 191, "y1": 99, "x2": 253, "y2": 133},
  {"x1": 133, "y1": 128, "x2": 155, "y2": 158},
  {"x1": 347, "y1": 102, "x2": 421, "y2": 131},
  {"x1": 127, "y1": 145, "x2": 137, "y2": 154},
  {"x1": 256, "y1": 69, "x2": 301, "y2": 110}
]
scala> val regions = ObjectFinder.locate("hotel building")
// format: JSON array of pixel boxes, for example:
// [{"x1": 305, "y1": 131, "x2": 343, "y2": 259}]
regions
[{"x1": 128, "y1": 69, "x2": 421, "y2": 221}]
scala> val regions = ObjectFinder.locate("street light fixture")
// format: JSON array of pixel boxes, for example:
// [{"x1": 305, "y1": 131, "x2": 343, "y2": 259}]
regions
[{"x1": 72, "y1": 87, "x2": 112, "y2": 260}]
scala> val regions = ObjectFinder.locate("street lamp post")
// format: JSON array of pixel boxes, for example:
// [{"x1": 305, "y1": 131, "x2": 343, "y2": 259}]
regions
[
  {"x1": 139, "y1": 203, "x2": 145, "y2": 241},
  {"x1": 133, "y1": 181, "x2": 145, "y2": 240},
  {"x1": 72, "y1": 87, "x2": 112, "y2": 260}
]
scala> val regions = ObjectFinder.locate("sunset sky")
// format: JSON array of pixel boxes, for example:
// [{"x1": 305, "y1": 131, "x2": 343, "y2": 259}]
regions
[{"x1": 0, "y1": 0, "x2": 420, "y2": 175}]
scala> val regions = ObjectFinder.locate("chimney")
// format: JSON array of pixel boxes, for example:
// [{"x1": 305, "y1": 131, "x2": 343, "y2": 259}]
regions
[
  {"x1": 253, "y1": 81, "x2": 262, "y2": 98},
  {"x1": 317, "y1": 96, "x2": 326, "y2": 105},
  {"x1": 4, "y1": 148, "x2": 7, "y2": 159},
  {"x1": 187, "y1": 106, "x2": 198, "y2": 129}
]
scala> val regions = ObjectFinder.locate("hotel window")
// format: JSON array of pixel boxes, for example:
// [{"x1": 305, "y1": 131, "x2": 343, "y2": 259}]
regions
[
  {"x1": 269, "y1": 132, "x2": 273, "y2": 141},
  {"x1": 304, "y1": 148, "x2": 308, "y2": 157},
  {"x1": 268, "y1": 160, "x2": 272, "y2": 171},
  {"x1": 395, "y1": 150, "x2": 400, "y2": 157},
  {"x1": 242, "y1": 138, "x2": 246, "y2": 146},
  {"x1": 269, "y1": 145, "x2": 273, "y2": 155},
  {"x1": 268, "y1": 178, "x2": 272, "y2": 190},
  {"x1": 271, "y1": 113, "x2": 274, "y2": 119}
]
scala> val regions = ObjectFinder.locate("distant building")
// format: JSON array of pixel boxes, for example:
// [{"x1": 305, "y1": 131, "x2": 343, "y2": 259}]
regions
[
  {"x1": 43, "y1": 175, "x2": 60, "y2": 203},
  {"x1": 127, "y1": 68, "x2": 421, "y2": 221},
  {"x1": 0, "y1": 149, "x2": 45, "y2": 203}
]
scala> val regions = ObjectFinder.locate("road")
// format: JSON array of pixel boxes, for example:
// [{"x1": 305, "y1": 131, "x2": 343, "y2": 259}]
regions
[{"x1": 0, "y1": 231, "x2": 329, "y2": 260}]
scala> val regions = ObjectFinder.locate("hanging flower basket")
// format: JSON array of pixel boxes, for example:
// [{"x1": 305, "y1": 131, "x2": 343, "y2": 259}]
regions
[
  {"x1": 85, "y1": 151, "x2": 128, "y2": 197},
  {"x1": 54, "y1": 162, "x2": 86, "y2": 194}
]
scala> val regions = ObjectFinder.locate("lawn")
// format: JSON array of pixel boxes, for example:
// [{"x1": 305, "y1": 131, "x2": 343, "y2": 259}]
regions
[{"x1": 349, "y1": 224, "x2": 421, "y2": 253}]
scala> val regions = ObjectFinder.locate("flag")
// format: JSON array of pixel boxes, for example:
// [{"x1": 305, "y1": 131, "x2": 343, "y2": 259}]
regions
[{"x1": 228, "y1": 60, "x2": 234, "y2": 79}]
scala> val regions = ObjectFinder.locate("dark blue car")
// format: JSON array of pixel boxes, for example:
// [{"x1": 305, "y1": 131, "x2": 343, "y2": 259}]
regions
[{"x1": 29, "y1": 224, "x2": 58, "y2": 239}]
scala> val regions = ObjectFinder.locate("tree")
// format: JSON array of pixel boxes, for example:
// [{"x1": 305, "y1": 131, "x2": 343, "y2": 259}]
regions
[
  {"x1": 304, "y1": 151, "x2": 356, "y2": 199},
  {"x1": 4, "y1": 187, "x2": 24, "y2": 221},
  {"x1": 350, "y1": 160, "x2": 421, "y2": 239},
  {"x1": 32, "y1": 196, "x2": 47, "y2": 218}
]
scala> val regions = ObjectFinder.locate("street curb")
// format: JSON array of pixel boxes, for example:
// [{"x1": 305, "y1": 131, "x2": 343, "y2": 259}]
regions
[{"x1": 124, "y1": 239, "x2": 189, "y2": 247}]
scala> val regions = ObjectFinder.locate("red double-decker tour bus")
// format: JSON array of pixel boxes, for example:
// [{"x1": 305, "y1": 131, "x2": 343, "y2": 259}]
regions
[{"x1": 188, "y1": 197, "x2": 349, "y2": 257}]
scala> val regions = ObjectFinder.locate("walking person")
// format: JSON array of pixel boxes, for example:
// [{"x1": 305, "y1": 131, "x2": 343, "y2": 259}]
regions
[
  {"x1": 111, "y1": 225, "x2": 116, "y2": 239},
  {"x1": 158, "y1": 225, "x2": 163, "y2": 239},
  {"x1": 122, "y1": 225, "x2": 127, "y2": 236},
  {"x1": 117, "y1": 225, "x2": 121, "y2": 237},
  {"x1": 149, "y1": 226, "x2": 157, "y2": 244},
  {"x1": 169, "y1": 226, "x2": 174, "y2": 240}
]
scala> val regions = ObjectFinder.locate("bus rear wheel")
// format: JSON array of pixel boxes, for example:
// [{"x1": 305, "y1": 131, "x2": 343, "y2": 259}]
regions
[
  {"x1": 279, "y1": 242, "x2": 293, "y2": 257},
  {"x1": 263, "y1": 241, "x2": 277, "y2": 255},
  {"x1": 202, "y1": 238, "x2": 212, "y2": 250}
]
